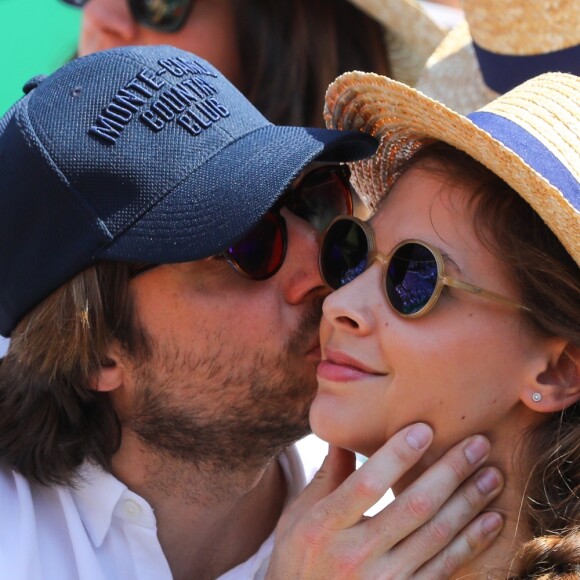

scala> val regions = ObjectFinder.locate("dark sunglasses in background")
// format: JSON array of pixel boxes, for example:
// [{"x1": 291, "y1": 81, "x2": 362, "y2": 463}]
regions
[
  {"x1": 319, "y1": 216, "x2": 530, "y2": 318},
  {"x1": 61, "y1": 0, "x2": 195, "y2": 32}
]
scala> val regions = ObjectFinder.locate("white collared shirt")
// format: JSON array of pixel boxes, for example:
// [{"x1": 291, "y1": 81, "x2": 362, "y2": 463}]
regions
[
  {"x1": 0, "y1": 337, "x2": 8, "y2": 357},
  {"x1": 0, "y1": 436, "x2": 328, "y2": 580}
]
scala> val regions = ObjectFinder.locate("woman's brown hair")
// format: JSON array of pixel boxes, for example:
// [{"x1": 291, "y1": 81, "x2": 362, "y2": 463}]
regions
[
  {"x1": 0, "y1": 262, "x2": 150, "y2": 486},
  {"x1": 408, "y1": 143, "x2": 580, "y2": 578}
]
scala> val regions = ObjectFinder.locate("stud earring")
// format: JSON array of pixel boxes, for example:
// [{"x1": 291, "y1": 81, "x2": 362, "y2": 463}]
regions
[{"x1": 532, "y1": 392, "x2": 542, "y2": 402}]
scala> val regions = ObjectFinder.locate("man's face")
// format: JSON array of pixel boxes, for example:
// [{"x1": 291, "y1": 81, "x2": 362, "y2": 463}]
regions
[{"x1": 113, "y1": 202, "x2": 330, "y2": 470}]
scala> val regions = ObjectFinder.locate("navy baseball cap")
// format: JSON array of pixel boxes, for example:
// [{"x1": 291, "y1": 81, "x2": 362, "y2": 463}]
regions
[{"x1": 0, "y1": 45, "x2": 377, "y2": 336}]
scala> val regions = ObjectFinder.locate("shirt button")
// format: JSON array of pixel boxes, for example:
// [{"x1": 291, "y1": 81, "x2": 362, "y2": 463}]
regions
[{"x1": 123, "y1": 499, "x2": 142, "y2": 518}]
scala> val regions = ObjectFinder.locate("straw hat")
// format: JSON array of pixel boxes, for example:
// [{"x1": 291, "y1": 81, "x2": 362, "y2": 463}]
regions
[
  {"x1": 324, "y1": 71, "x2": 580, "y2": 266},
  {"x1": 347, "y1": 0, "x2": 446, "y2": 86},
  {"x1": 415, "y1": 0, "x2": 580, "y2": 114}
]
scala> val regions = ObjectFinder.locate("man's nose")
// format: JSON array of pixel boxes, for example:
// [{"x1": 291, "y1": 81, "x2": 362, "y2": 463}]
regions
[{"x1": 277, "y1": 209, "x2": 329, "y2": 305}]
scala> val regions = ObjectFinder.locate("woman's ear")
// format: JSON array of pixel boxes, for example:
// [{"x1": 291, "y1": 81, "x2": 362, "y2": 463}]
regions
[
  {"x1": 88, "y1": 341, "x2": 125, "y2": 392},
  {"x1": 521, "y1": 343, "x2": 580, "y2": 413}
]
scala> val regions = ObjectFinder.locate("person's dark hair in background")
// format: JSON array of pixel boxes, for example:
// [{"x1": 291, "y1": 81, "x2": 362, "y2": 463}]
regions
[
  {"x1": 234, "y1": 0, "x2": 391, "y2": 127},
  {"x1": 62, "y1": 0, "x2": 444, "y2": 126}
]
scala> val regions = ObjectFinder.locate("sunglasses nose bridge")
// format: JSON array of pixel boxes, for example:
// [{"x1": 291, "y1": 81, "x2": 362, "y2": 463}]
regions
[{"x1": 370, "y1": 252, "x2": 390, "y2": 269}]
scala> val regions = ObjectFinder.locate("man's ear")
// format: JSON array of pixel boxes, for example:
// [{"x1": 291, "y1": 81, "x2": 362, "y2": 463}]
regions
[
  {"x1": 88, "y1": 341, "x2": 125, "y2": 392},
  {"x1": 521, "y1": 342, "x2": 580, "y2": 413}
]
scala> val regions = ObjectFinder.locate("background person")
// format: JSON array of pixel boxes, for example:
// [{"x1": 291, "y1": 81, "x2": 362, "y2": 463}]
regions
[
  {"x1": 0, "y1": 45, "x2": 504, "y2": 579},
  {"x1": 273, "y1": 70, "x2": 579, "y2": 578},
  {"x1": 61, "y1": 0, "x2": 446, "y2": 125},
  {"x1": 416, "y1": 0, "x2": 580, "y2": 114}
]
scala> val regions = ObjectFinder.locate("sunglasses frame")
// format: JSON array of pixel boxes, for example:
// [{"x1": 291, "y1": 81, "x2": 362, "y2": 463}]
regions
[
  {"x1": 223, "y1": 211, "x2": 288, "y2": 281},
  {"x1": 223, "y1": 165, "x2": 354, "y2": 281},
  {"x1": 60, "y1": 0, "x2": 194, "y2": 32},
  {"x1": 128, "y1": 0, "x2": 195, "y2": 32},
  {"x1": 320, "y1": 216, "x2": 531, "y2": 318}
]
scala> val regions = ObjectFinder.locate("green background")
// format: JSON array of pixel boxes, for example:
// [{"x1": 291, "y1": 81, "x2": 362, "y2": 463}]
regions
[{"x1": 0, "y1": 0, "x2": 81, "y2": 114}]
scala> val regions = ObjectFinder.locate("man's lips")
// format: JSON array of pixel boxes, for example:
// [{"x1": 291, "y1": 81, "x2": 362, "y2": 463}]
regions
[
  {"x1": 317, "y1": 349, "x2": 385, "y2": 382},
  {"x1": 304, "y1": 341, "x2": 322, "y2": 362}
]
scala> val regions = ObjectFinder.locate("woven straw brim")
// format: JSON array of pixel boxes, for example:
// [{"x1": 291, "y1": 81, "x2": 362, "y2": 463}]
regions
[
  {"x1": 462, "y1": 0, "x2": 580, "y2": 55},
  {"x1": 324, "y1": 71, "x2": 580, "y2": 266},
  {"x1": 416, "y1": 21, "x2": 499, "y2": 114},
  {"x1": 346, "y1": 0, "x2": 445, "y2": 86}
]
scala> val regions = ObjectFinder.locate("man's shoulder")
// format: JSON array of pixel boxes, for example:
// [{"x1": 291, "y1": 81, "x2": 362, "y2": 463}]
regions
[
  {"x1": 0, "y1": 462, "x2": 50, "y2": 507},
  {"x1": 0, "y1": 462, "x2": 172, "y2": 579},
  {"x1": 0, "y1": 463, "x2": 75, "y2": 575},
  {"x1": 0, "y1": 337, "x2": 9, "y2": 357},
  {"x1": 0, "y1": 462, "x2": 82, "y2": 531}
]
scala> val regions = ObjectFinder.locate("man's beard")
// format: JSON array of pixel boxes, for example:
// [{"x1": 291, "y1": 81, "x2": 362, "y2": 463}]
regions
[{"x1": 124, "y1": 301, "x2": 322, "y2": 472}]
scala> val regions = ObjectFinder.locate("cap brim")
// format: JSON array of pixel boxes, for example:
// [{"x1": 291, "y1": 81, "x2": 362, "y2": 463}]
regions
[{"x1": 98, "y1": 125, "x2": 378, "y2": 263}]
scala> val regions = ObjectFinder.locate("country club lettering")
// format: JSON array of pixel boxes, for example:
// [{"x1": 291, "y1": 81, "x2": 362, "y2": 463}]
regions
[{"x1": 88, "y1": 57, "x2": 229, "y2": 144}]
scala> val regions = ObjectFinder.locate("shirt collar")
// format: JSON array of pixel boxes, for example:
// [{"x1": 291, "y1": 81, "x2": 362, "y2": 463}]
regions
[
  {"x1": 71, "y1": 462, "x2": 129, "y2": 548},
  {"x1": 70, "y1": 443, "x2": 308, "y2": 551}
]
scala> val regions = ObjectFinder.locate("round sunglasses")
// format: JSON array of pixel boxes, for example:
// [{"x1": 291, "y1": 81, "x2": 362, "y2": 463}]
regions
[
  {"x1": 319, "y1": 216, "x2": 531, "y2": 318},
  {"x1": 61, "y1": 0, "x2": 194, "y2": 32},
  {"x1": 130, "y1": 165, "x2": 354, "y2": 280}
]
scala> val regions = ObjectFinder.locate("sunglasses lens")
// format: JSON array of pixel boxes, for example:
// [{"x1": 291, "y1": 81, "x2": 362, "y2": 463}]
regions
[
  {"x1": 386, "y1": 243, "x2": 438, "y2": 315},
  {"x1": 226, "y1": 212, "x2": 285, "y2": 280},
  {"x1": 60, "y1": 0, "x2": 88, "y2": 6},
  {"x1": 285, "y1": 167, "x2": 353, "y2": 233},
  {"x1": 129, "y1": 0, "x2": 193, "y2": 31},
  {"x1": 320, "y1": 219, "x2": 369, "y2": 289}
]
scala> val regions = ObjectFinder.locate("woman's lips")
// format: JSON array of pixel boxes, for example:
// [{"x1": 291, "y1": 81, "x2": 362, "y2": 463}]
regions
[{"x1": 317, "y1": 349, "x2": 384, "y2": 382}]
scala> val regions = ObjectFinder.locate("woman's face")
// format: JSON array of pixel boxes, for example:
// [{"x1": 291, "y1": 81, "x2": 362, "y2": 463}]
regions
[
  {"x1": 78, "y1": 0, "x2": 242, "y2": 87},
  {"x1": 311, "y1": 163, "x2": 544, "y2": 461}
]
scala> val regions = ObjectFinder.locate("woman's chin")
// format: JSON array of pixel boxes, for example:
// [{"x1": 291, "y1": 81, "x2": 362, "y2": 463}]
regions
[
  {"x1": 309, "y1": 392, "x2": 391, "y2": 457},
  {"x1": 310, "y1": 407, "x2": 378, "y2": 456}
]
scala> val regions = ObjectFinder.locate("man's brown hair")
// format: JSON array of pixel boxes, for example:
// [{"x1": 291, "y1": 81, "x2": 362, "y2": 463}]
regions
[{"x1": 0, "y1": 262, "x2": 150, "y2": 485}]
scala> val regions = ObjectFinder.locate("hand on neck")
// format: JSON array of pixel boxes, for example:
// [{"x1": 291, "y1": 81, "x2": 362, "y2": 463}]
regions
[{"x1": 385, "y1": 408, "x2": 542, "y2": 578}]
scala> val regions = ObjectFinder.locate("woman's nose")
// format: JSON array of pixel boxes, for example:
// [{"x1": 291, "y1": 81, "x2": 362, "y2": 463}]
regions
[{"x1": 321, "y1": 264, "x2": 383, "y2": 336}]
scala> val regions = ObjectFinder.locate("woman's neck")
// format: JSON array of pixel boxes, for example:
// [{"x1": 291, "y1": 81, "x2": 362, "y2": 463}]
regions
[
  {"x1": 390, "y1": 414, "x2": 542, "y2": 577},
  {"x1": 451, "y1": 477, "x2": 533, "y2": 578}
]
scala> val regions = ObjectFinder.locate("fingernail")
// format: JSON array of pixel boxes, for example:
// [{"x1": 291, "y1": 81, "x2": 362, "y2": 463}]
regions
[
  {"x1": 476, "y1": 468, "x2": 501, "y2": 495},
  {"x1": 406, "y1": 424, "x2": 432, "y2": 450},
  {"x1": 482, "y1": 513, "x2": 503, "y2": 535},
  {"x1": 464, "y1": 436, "x2": 489, "y2": 465}
]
